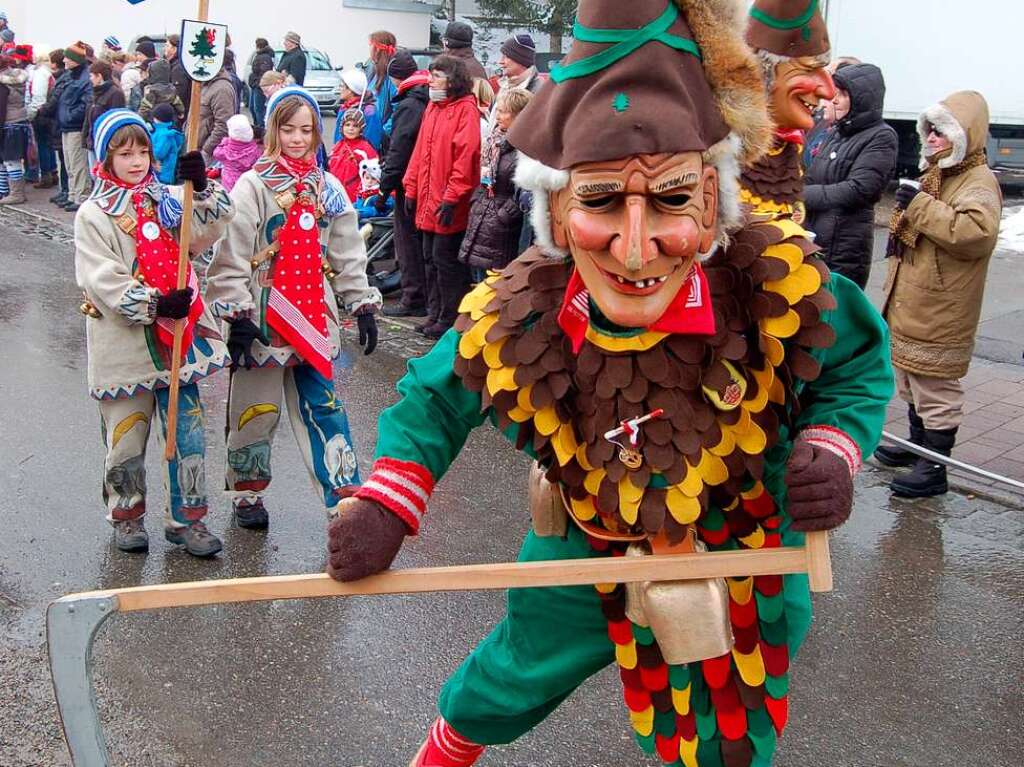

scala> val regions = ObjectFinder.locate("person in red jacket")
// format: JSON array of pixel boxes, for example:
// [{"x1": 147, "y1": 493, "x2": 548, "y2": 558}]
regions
[
  {"x1": 402, "y1": 55, "x2": 480, "y2": 339},
  {"x1": 328, "y1": 108, "x2": 378, "y2": 203}
]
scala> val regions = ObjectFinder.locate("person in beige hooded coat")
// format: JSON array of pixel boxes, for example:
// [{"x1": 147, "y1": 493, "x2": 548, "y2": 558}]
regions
[{"x1": 878, "y1": 90, "x2": 1002, "y2": 497}]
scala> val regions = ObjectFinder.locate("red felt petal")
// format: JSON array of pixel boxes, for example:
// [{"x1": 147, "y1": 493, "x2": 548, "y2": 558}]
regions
[
  {"x1": 702, "y1": 653, "x2": 733, "y2": 689},
  {"x1": 620, "y1": 665, "x2": 644, "y2": 689},
  {"x1": 608, "y1": 619, "x2": 634, "y2": 646},
  {"x1": 743, "y1": 492, "x2": 776, "y2": 519},
  {"x1": 624, "y1": 685, "x2": 652, "y2": 712},
  {"x1": 677, "y1": 712, "x2": 697, "y2": 740},
  {"x1": 699, "y1": 525, "x2": 731, "y2": 546},
  {"x1": 640, "y1": 663, "x2": 670, "y2": 692},
  {"x1": 717, "y1": 702, "x2": 749, "y2": 741},
  {"x1": 765, "y1": 694, "x2": 789, "y2": 735},
  {"x1": 760, "y1": 641, "x2": 789, "y2": 676},
  {"x1": 656, "y1": 733, "x2": 681, "y2": 763},
  {"x1": 732, "y1": 623, "x2": 761, "y2": 654},
  {"x1": 730, "y1": 595, "x2": 758, "y2": 629},
  {"x1": 755, "y1": 574, "x2": 783, "y2": 597}
]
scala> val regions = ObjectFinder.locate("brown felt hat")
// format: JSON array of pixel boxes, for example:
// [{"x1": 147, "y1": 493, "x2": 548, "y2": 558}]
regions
[{"x1": 746, "y1": 0, "x2": 830, "y2": 58}]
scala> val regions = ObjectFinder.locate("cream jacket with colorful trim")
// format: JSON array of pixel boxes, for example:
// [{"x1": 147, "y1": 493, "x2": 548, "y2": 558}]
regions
[
  {"x1": 204, "y1": 158, "x2": 382, "y2": 369},
  {"x1": 74, "y1": 179, "x2": 234, "y2": 400}
]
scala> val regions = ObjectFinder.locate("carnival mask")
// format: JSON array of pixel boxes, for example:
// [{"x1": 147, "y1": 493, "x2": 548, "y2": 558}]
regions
[
  {"x1": 769, "y1": 55, "x2": 836, "y2": 131},
  {"x1": 550, "y1": 153, "x2": 718, "y2": 329}
]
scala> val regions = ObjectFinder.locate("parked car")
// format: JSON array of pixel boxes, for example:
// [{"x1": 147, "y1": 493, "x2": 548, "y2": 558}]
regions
[{"x1": 243, "y1": 46, "x2": 342, "y2": 113}]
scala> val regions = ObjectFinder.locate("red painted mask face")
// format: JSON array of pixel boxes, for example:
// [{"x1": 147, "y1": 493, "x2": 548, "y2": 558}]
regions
[
  {"x1": 550, "y1": 153, "x2": 718, "y2": 329},
  {"x1": 770, "y1": 56, "x2": 836, "y2": 131}
]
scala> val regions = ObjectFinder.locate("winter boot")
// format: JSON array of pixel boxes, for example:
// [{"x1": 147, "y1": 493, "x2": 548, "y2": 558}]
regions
[
  {"x1": 875, "y1": 405, "x2": 925, "y2": 467},
  {"x1": 0, "y1": 177, "x2": 27, "y2": 205},
  {"x1": 50, "y1": 189, "x2": 68, "y2": 204},
  {"x1": 113, "y1": 518, "x2": 149, "y2": 553},
  {"x1": 164, "y1": 521, "x2": 223, "y2": 557},
  {"x1": 890, "y1": 427, "x2": 957, "y2": 498},
  {"x1": 409, "y1": 718, "x2": 485, "y2": 767},
  {"x1": 33, "y1": 172, "x2": 58, "y2": 189},
  {"x1": 233, "y1": 499, "x2": 269, "y2": 530}
]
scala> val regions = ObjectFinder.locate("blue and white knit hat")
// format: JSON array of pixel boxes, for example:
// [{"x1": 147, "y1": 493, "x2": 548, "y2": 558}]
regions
[
  {"x1": 103, "y1": 35, "x2": 122, "y2": 52},
  {"x1": 93, "y1": 109, "x2": 150, "y2": 163},
  {"x1": 265, "y1": 85, "x2": 322, "y2": 131}
]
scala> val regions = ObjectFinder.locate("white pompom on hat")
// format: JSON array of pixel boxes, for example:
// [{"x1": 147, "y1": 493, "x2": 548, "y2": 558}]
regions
[{"x1": 227, "y1": 113, "x2": 254, "y2": 142}]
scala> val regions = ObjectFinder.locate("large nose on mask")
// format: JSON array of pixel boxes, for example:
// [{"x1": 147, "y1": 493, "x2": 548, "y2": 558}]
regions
[
  {"x1": 615, "y1": 196, "x2": 652, "y2": 273},
  {"x1": 814, "y1": 68, "x2": 837, "y2": 103}
]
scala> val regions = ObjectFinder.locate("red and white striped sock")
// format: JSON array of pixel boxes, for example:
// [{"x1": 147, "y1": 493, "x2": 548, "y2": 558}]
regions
[{"x1": 412, "y1": 717, "x2": 485, "y2": 767}]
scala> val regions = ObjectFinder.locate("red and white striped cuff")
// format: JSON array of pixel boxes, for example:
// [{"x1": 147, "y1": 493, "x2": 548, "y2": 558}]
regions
[
  {"x1": 354, "y1": 457, "x2": 434, "y2": 534},
  {"x1": 428, "y1": 717, "x2": 485, "y2": 765},
  {"x1": 800, "y1": 425, "x2": 862, "y2": 476}
]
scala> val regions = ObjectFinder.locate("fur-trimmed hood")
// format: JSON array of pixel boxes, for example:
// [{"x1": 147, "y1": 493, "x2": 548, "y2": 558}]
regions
[{"x1": 917, "y1": 90, "x2": 990, "y2": 170}]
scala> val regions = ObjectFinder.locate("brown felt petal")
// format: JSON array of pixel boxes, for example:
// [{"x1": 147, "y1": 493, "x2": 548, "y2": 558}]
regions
[
  {"x1": 622, "y1": 374, "x2": 650, "y2": 404},
  {"x1": 643, "y1": 441, "x2": 677, "y2": 472},
  {"x1": 788, "y1": 347, "x2": 821, "y2": 382},
  {"x1": 640, "y1": 489, "x2": 666, "y2": 534},
  {"x1": 721, "y1": 735, "x2": 754, "y2": 767},
  {"x1": 762, "y1": 256, "x2": 790, "y2": 281},
  {"x1": 645, "y1": 418, "x2": 674, "y2": 446},
  {"x1": 794, "y1": 322, "x2": 836, "y2": 348},
  {"x1": 667, "y1": 336, "x2": 708, "y2": 365}
]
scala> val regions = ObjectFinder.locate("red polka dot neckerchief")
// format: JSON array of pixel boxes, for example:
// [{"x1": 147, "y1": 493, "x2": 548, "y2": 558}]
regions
[{"x1": 265, "y1": 159, "x2": 332, "y2": 379}]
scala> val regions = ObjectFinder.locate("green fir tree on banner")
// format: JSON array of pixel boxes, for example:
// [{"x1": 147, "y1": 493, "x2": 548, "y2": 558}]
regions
[{"x1": 188, "y1": 27, "x2": 218, "y2": 78}]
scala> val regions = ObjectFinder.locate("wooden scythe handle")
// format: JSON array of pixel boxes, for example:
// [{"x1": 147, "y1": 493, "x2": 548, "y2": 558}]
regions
[
  {"x1": 163, "y1": 0, "x2": 211, "y2": 462},
  {"x1": 62, "y1": 542, "x2": 833, "y2": 615}
]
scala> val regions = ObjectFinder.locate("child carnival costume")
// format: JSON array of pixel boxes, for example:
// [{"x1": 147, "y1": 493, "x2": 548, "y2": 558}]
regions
[
  {"x1": 327, "y1": 2, "x2": 893, "y2": 766},
  {"x1": 206, "y1": 87, "x2": 382, "y2": 530},
  {"x1": 74, "y1": 110, "x2": 234, "y2": 557}
]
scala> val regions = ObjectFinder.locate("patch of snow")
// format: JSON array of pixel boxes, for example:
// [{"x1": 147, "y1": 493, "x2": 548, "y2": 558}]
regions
[{"x1": 998, "y1": 205, "x2": 1024, "y2": 253}]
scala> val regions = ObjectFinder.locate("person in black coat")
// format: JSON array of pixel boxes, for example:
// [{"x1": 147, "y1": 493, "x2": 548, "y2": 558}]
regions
[
  {"x1": 164, "y1": 35, "x2": 192, "y2": 116},
  {"x1": 377, "y1": 51, "x2": 430, "y2": 317},
  {"x1": 277, "y1": 32, "x2": 306, "y2": 86},
  {"x1": 248, "y1": 37, "x2": 275, "y2": 128},
  {"x1": 804, "y1": 63, "x2": 898, "y2": 289}
]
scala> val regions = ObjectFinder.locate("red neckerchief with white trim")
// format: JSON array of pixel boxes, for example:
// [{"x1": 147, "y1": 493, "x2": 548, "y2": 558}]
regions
[
  {"x1": 96, "y1": 167, "x2": 203, "y2": 357},
  {"x1": 557, "y1": 263, "x2": 715, "y2": 354},
  {"x1": 265, "y1": 154, "x2": 333, "y2": 379}
]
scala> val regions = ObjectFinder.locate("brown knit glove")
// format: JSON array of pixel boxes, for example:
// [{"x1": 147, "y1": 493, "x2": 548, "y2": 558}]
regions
[
  {"x1": 784, "y1": 440, "x2": 854, "y2": 532},
  {"x1": 326, "y1": 498, "x2": 408, "y2": 581}
]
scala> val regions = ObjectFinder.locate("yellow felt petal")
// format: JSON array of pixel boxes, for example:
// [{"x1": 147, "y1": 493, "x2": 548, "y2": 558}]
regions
[
  {"x1": 553, "y1": 424, "x2": 578, "y2": 467},
  {"x1": 486, "y1": 365, "x2": 519, "y2": 394},
  {"x1": 465, "y1": 313, "x2": 498, "y2": 348},
  {"x1": 709, "y1": 426, "x2": 736, "y2": 457},
  {"x1": 616, "y1": 640, "x2": 639, "y2": 670},
  {"x1": 570, "y1": 495, "x2": 597, "y2": 522},
  {"x1": 482, "y1": 337, "x2": 507, "y2": 369},
  {"x1": 516, "y1": 385, "x2": 536, "y2": 414},
  {"x1": 739, "y1": 524, "x2": 766, "y2": 550},
  {"x1": 576, "y1": 444, "x2": 595, "y2": 472},
  {"x1": 733, "y1": 644, "x2": 767, "y2": 688},
  {"x1": 595, "y1": 582, "x2": 617, "y2": 595},
  {"x1": 762, "y1": 309, "x2": 801, "y2": 339},
  {"x1": 457, "y1": 282, "x2": 496, "y2": 315},
  {"x1": 760, "y1": 334, "x2": 785, "y2": 366},
  {"x1": 728, "y1": 576, "x2": 754, "y2": 605},
  {"x1": 697, "y1": 450, "x2": 728, "y2": 486},
  {"x1": 679, "y1": 466, "x2": 704, "y2": 498},
  {"x1": 771, "y1": 218, "x2": 808, "y2": 241},
  {"x1": 666, "y1": 487, "x2": 702, "y2": 525},
  {"x1": 765, "y1": 241, "x2": 805, "y2": 271},
  {"x1": 765, "y1": 262, "x2": 821, "y2": 304},
  {"x1": 742, "y1": 481, "x2": 766, "y2": 500},
  {"x1": 619, "y1": 480, "x2": 642, "y2": 525},
  {"x1": 507, "y1": 406, "x2": 533, "y2": 423},
  {"x1": 680, "y1": 736, "x2": 700, "y2": 767},
  {"x1": 736, "y1": 420, "x2": 767, "y2": 455},
  {"x1": 745, "y1": 380, "x2": 770, "y2": 414},
  {"x1": 769, "y1": 375, "x2": 787, "y2": 404},
  {"x1": 533, "y1": 406, "x2": 561, "y2": 436},
  {"x1": 672, "y1": 684, "x2": 691, "y2": 716},
  {"x1": 584, "y1": 469, "x2": 606, "y2": 496},
  {"x1": 457, "y1": 329, "x2": 484, "y2": 360}
]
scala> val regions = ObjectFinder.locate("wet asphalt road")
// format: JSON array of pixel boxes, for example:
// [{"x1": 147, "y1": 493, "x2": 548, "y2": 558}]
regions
[{"x1": 0, "y1": 210, "x2": 1022, "y2": 767}]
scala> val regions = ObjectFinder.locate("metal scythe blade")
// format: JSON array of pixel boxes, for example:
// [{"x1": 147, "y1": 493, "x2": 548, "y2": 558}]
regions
[{"x1": 48, "y1": 533, "x2": 831, "y2": 765}]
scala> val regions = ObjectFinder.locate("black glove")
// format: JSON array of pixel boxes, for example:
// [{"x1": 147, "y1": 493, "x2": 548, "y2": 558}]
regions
[
  {"x1": 374, "y1": 192, "x2": 390, "y2": 215},
  {"x1": 784, "y1": 440, "x2": 855, "y2": 532},
  {"x1": 436, "y1": 201, "x2": 456, "y2": 228},
  {"x1": 327, "y1": 497, "x2": 408, "y2": 581},
  {"x1": 176, "y1": 150, "x2": 208, "y2": 192},
  {"x1": 155, "y1": 288, "x2": 193, "y2": 320},
  {"x1": 895, "y1": 184, "x2": 921, "y2": 210},
  {"x1": 404, "y1": 196, "x2": 417, "y2": 218},
  {"x1": 227, "y1": 318, "x2": 270, "y2": 369},
  {"x1": 357, "y1": 312, "x2": 378, "y2": 356}
]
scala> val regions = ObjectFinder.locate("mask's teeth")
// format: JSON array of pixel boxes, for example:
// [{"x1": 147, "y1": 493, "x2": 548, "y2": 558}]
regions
[
  {"x1": 616, "y1": 275, "x2": 625, "y2": 284},
  {"x1": 657, "y1": 275, "x2": 668, "y2": 283},
  {"x1": 634, "y1": 280, "x2": 646, "y2": 289}
]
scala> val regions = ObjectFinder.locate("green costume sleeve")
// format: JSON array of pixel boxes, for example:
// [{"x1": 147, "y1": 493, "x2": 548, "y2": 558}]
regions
[
  {"x1": 373, "y1": 328, "x2": 488, "y2": 481},
  {"x1": 795, "y1": 273, "x2": 894, "y2": 458}
]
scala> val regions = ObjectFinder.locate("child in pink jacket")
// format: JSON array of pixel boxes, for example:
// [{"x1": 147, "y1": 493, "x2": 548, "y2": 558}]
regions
[{"x1": 213, "y1": 114, "x2": 262, "y2": 192}]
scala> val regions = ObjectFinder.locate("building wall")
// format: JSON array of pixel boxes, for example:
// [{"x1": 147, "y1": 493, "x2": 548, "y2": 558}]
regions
[{"x1": 4, "y1": 0, "x2": 435, "y2": 70}]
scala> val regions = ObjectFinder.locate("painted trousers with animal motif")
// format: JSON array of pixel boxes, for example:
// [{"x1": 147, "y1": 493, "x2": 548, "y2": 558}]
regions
[
  {"x1": 225, "y1": 363, "x2": 361, "y2": 514},
  {"x1": 98, "y1": 383, "x2": 209, "y2": 528}
]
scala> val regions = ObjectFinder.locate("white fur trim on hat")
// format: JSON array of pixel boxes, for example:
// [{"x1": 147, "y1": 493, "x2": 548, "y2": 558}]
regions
[
  {"x1": 918, "y1": 102, "x2": 968, "y2": 170},
  {"x1": 514, "y1": 133, "x2": 744, "y2": 259}
]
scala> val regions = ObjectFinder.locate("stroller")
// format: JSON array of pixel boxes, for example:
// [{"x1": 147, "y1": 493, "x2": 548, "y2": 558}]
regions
[{"x1": 360, "y1": 211, "x2": 401, "y2": 297}]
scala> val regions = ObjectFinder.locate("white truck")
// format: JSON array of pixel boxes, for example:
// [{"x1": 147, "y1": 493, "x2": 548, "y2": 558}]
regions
[{"x1": 823, "y1": 0, "x2": 1024, "y2": 180}]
